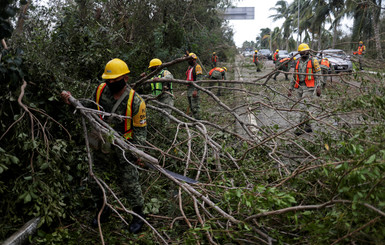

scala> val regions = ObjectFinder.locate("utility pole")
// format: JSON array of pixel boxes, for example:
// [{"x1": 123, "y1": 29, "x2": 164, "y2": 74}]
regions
[{"x1": 297, "y1": 0, "x2": 300, "y2": 46}]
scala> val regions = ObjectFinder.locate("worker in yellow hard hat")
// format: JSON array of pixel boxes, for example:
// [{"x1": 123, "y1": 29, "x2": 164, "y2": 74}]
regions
[
  {"x1": 253, "y1": 50, "x2": 261, "y2": 72},
  {"x1": 147, "y1": 58, "x2": 174, "y2": 125},
  {"x1": 186, "y1": 53, "x2": 203, "y2": 119},
  {"x1": 319, "y1": 56, "x2": 334, "y2": 87},
  {"x1": 208, "y1": 66, "x2": 227, "y2": 96},
  {"x1": 61, "y1": 58, "x2": 147, "y2": 234},
  {"x1": 212, "y1": 52, "x2": 218, "y2": 68},
  {"x1": 353, "y1": 41, "x2": 366, "y2": 70},
  {"x1": 288, "y1": 43, "x2": 322, "y2": 136},
  {"x1": 273, "y1": 49, "x2": 280, "y2": 64}
]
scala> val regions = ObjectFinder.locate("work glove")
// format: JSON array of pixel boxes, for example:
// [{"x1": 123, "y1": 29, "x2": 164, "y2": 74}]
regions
[
  {"x1": 60, "y1": 91, "x2": 72, "y2": 105},
  {"x1": 287, "y1": 89, "x2": 292, "y2": 97},
  {"x1": 192, "y1": 90, "x2": 198, "y2": 98},
  {"x1": 140, "y1": 72, "x2": 147, "y2": 78},
  {"x1": 316, "y1": 86, "x2": 321, "y2": 97}
]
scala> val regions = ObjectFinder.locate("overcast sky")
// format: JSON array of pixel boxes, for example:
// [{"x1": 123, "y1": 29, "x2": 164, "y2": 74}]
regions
[
  {"x1": 228, "y1": 0, "x2": 293, "y2": 47},
  {"x1": 228, "y1": 0, "x2": 352, "y2": 48}
]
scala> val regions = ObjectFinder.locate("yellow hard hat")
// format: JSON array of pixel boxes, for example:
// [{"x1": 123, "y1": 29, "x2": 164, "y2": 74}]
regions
[
  {"x1": 189, "y1": 53, "x2": 197, "y2": 59},
  {"x1": 102, "y1": 58, "x2": 130, "y2": 80},
  {"x1": 222, "y1": 67, "x2": 227, "y2": 72},
  {"x1": 359, "y1": 41, "x2": 363, "y2": 44},
  {"x1": 298, "y1": 43, "x2": 310, "y2": 52},
  {"x1": 255, "y1": 50, "x2": 258, "y2": 53},
  {"x1": 293, "y1": 57, "x2": 297, "y2": 60},
  {"x1": 213, "y1": 52, "x2": 216, "y2": 54},
  {"x1": 276, "y1": 49, "x2": 279, "y2": 52},
  {"x1": 148, "y1": 58, "x2": 162, "y2": 68}
]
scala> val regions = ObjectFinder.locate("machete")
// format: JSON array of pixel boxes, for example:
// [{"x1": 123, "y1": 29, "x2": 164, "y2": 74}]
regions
[{"x1": 144, "y1": 162, "x2": 198, "y2": 184}]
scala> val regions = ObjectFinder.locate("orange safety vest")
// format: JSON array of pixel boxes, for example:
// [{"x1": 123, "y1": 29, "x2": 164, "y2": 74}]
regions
[
  {"x1": 320, "y1": 58, "x2": 330, "y2": 68},
  {"x1": 212, "y1": 55, "x2": 218, "y2": 62},
  {"x1": 209, "y1": 67, "x2": 225, "y2": 76},
  {"x1": 295, "y1": 60, "x2": 315, "y2": 88},
  {"x1": 95, "y1": 83, "x2": 136, "y2": 140},
  {"x1": 279, "y1": 58, "x2": 290, "y2": 63},
  {"x1": 253, "y1": 53, "x2": 258, "y2": 62},
  {"x1": 357, "y1": 46, "x2": 364, "y2": 55},
  {"x1": 273, "y1": 52, "x2": 278, "y2": 61}
]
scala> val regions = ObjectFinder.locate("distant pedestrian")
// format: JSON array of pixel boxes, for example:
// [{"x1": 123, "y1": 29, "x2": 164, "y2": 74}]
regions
[
  {"x1": 273, "y1": 57, "x2": 290, "y2": 81},
  {"x1": 253, "y1": 50, "x2": 261, "y2": 72},
  {"x1": 273, "y1": 49, "x2": 279, "y2": 64},
  {"x1": 353, "y1": 41, "x2": 366, "y2": 70},
  {"x1": 148, "y1": 58, "x2": 174, "y2": 125},
  {"x1": 208, "y1": 66, "x2": 227, "y2": 96},
  {"x1": 186, "y1": 53, "x2": 203, "y2": 119},
  {"x1": 211, "y1": 52, "x2": 218, "y2": 68},
  {"x1": 319, "y1": 57, "x2": 334, "y2": 88}
]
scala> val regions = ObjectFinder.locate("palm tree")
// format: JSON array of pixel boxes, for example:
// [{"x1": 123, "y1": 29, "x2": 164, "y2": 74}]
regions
[
  {"x1": 269, "y1": 0, "x2": 292, "y2": 50},
  {"x1": 270, "y1": 27, "x2": 283, "y2": 49},
  {"x1": 369, "y1": 0, "x2": 383, "y2": 60},
  {"x1": 345, "y1": 0, "x2": 383, "y2": 59},
  {"x1": 258, "y1": 28, "x2": 272, "y2": 50}
]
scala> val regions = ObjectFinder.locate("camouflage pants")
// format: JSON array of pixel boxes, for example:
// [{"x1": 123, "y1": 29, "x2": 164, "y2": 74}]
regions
[
  {"x1": 187, "y1": 86, "x2": 200, "y2": 119},
  {"x1": 358, "y1": 55, "x2": 363, "y2": 70},
  {"x1": 273, "y1": 67, "x2": 289, "y2": 80},
  {"x1": 295, "y1": 85, "x2": 316, "y2": 129},
  {"x1": 209, "y1": 78, "x2": 223, "y2": 96},
  {"x1": 254, "y1": 61, "x2": 261, "y2": 72},
  {"x1": 158, "y1": 94, "x2": 174, "y2": 125},
  {"x1": 91, "y1": 147, "x2": 144, "y2": 209}
]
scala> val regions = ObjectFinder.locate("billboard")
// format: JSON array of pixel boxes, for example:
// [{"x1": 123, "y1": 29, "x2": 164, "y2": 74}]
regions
[{"x1": 223, "y1": 7, "x2": 255, "y2": 20}]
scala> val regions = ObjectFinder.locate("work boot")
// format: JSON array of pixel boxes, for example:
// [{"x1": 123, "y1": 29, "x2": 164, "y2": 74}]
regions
[
  {"x1": 91, "y1": 205, "x2": 111, "y2": 228},
  {"x1": 294, "y1": 128, "x2": 304, "y2": 136},
  {"x1": 304, "y1": 124, "x2": 313, "y2": 133},
  {"x1": 129, "y1": 206, "x2": 146, "y2": 234}
]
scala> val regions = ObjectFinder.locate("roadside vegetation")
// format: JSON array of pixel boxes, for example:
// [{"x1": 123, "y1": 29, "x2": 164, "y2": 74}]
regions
[{"x1": 1, "y1": 0, "x2": 385, "y2": 244}]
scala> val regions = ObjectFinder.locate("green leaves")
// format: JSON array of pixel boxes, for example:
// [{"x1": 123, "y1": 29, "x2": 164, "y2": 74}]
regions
[{"x1": 365, "y1": 154, "x2": 376, "y2": 164}]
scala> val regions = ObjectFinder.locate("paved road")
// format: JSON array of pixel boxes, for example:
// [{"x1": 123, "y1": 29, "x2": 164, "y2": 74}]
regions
[{"x1": 233, "y1": 55, "x2": 301, "y2": 139}]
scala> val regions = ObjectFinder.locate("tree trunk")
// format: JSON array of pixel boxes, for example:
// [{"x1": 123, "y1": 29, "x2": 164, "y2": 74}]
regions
[
  {"x1": 371, "y1": 2, "x2": 383, "y2": 60},
  {"x1": 332, "y1": 22, "x2": 338, "y2": 49},
  {"x1": 15, "y1": 0, "x2": 31, "y2": 35},
  {"x1": 318, "y1": 26, "x2": 322, "y2": 51},
  {"x1": 269, "y1": 34, "x2": 272, "y2": 51},
  {"x1": 285, "y1": 37, "x2": 289, "y2": 50}
]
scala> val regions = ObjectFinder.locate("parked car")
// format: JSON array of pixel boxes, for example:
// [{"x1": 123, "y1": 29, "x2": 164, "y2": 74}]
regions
[
  {"x1": 289, "y1": 51, "x2": 299, "y2": 67},
  {"x1": 278, "y1": 50, "x2": 290, "y2": 59},
  {"x1": 242, "y1": 49, "x2": 254, "y2": 57},
  {"x1": 258, "y1": 49, "x2": 271, "y2": 59},
  {"x1": 320, "y1": 49, "x2": 353, "y2": 73},
  {"x1": 289, "y1": 51, "x2": 298, "y2": 59}
]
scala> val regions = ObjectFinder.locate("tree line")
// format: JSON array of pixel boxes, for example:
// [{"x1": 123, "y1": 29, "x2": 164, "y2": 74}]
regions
[{"x1": 244, "y1": 0, "x2": 384, "y2": 59}]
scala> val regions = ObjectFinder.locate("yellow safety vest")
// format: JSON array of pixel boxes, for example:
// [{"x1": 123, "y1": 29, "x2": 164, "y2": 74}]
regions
[{"x1": 95, "y1": 83, "x2": 145, "y2": 140}]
